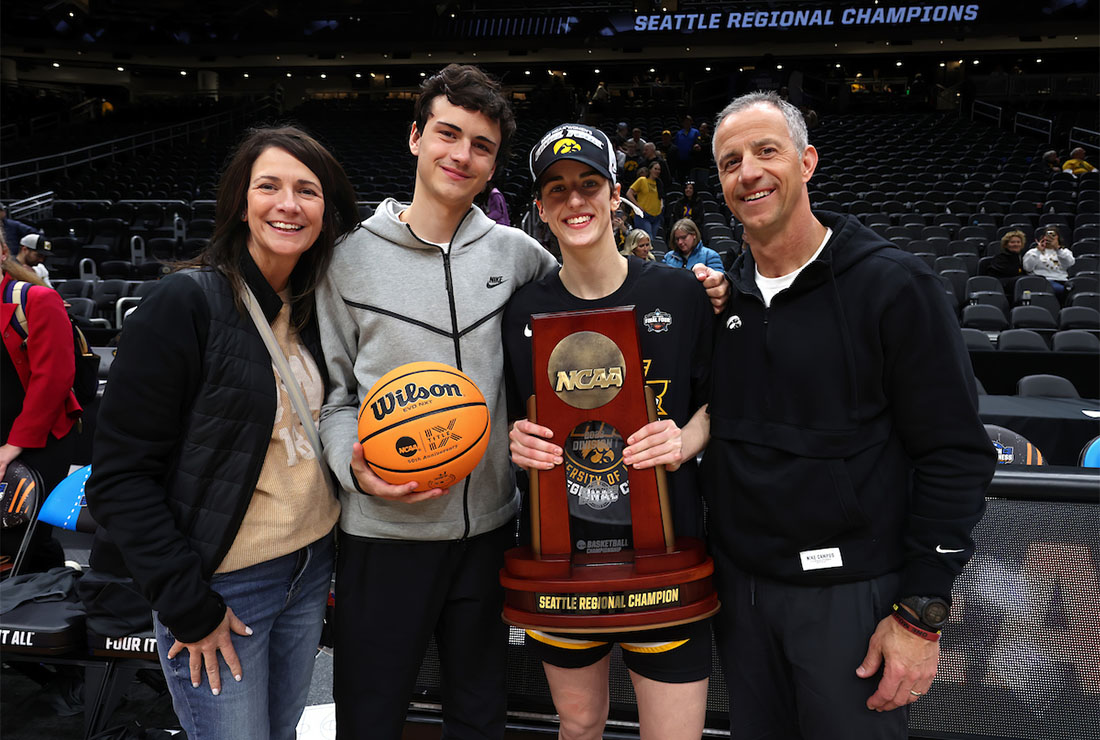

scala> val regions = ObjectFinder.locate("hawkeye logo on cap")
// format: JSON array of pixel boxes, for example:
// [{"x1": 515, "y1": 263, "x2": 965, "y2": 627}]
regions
[{"x1": 553, "y1": 138, "x2": 582, "y2": 155}]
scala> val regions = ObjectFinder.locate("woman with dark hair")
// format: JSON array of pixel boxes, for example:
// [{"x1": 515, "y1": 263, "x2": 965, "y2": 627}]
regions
[
  {"x1": 1023, "y1": 225, "x2": 1075, "y2": 297},
  {"x1": 87, "y1": 126, "x2": 359, "y2": 740}
]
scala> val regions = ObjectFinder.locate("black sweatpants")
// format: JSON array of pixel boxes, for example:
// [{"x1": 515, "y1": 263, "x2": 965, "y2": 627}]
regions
[
  {"x1": 713, "y1": 559, "x2": 910, "y2": 740},
  {"x1": 332, "y1": 524, "x2": 512, "y2": 740}
]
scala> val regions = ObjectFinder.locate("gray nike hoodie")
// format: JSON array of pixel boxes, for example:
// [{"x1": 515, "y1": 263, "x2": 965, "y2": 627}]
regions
[{"x1": 316, "y1": 198, "x2": 558, "y2": 540}]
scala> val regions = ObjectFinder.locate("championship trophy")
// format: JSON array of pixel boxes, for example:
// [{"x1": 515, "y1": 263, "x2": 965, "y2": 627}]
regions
[{"x1": 500, "y1": 306, "x2": 718, "y2": 632}]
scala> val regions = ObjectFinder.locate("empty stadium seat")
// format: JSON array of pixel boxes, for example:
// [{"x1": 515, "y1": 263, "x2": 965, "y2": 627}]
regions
[
  {"x1": 961, "y1": 327, "x2": 995, "y2": 352},
  {"x1": 1017, "y1": 374, "x2": 1080, "y2": 398},
  {"x1": 962, "y1": 304, "x2": 1008, "y2": 331},
  {"x1": 997, "y1": 328, "x2": 1049, "y2": 351},
  {"x1": 1010, "y1": 306, "x2": 1057, "y2": 332},
  {"x1": 1059, "y1": 306, "x2": 1100, "y2": 331},
  {"x1": 1052, "y1": 330, "x2": 1100, "y2": 352}
]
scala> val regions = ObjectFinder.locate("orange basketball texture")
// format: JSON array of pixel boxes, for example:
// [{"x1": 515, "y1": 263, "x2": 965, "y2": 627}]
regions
[{"x1": 357, "y1": 362, "x2": 490, "y2": 492}]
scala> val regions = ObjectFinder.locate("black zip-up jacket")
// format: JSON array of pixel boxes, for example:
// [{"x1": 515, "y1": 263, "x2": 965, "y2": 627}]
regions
[
  {"x1": 87, "y1": 256, "x2": 328, "y2": 642},
  {"x1": 705, "y1": 211, "x2": 994, "y2": 600}
]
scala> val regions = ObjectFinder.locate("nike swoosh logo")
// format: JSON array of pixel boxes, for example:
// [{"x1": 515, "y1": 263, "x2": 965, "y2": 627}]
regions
[
  {"x1": 523, "y1": 324, "x2": 532, "y2": 338},
  {"x1": 935, "y1": 545, "x2": 965, "y2": 554},
  {"x1": 487, "y1": 276, "x2": 506, "y2": 288}
]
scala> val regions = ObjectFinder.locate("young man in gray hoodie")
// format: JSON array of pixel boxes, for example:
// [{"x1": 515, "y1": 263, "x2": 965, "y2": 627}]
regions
[
  {"x1": 317, "y1": 65, "x2": 728, "y2": 738},
  {"x1": 315, "y1": 64, "x2": 557, "y2": 738}
]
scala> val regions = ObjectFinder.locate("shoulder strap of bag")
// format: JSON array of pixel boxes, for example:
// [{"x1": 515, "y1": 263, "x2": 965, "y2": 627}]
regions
[
  {"x1": 5, "y1": 281, "x2": 30, "y2": 340},
  {"x1": 240, "y1": 285, "x2": 334, "y2": 496}
]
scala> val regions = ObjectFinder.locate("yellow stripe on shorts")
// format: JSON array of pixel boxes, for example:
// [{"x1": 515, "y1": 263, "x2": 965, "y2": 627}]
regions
[
  {"x1": 526, "y1": 630, "x2": 608, "y2": 650},
  {"x1": 620, "y1": 638, "x2": 690, "y2": 654}
]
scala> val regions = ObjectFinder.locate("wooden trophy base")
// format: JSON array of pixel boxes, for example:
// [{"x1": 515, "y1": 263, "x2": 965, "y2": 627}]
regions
[{"x1": 500, "y1": 537, "x2": 719, "y2": 633}]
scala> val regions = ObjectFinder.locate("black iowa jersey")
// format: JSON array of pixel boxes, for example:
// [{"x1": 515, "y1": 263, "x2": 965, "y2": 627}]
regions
[{"x1": 502, "y1": 256, "x2": 714, "y2": 544}]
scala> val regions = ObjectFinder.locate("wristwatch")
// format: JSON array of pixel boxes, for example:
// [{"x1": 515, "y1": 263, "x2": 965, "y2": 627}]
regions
[{"x1": 899, "y1": 595, "x2": 950, "y2": 631}]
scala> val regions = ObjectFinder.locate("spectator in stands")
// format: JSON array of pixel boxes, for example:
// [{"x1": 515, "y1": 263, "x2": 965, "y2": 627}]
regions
[
  {"x1": 505, "y1": 121, "x2": 718, "y2": 740},
  {"x1": 1, "y1": 230, "x2": 75, "y2": 573},
  {"x1": 626, "y1": 163, "x2": 664, "y2": 240},
  {"x1": 475, "y1": 181, "x2": 511, "y2": 226},
  {"x1": 612, "y1": 208, "x2": 630, "y2": 252},
  {"x1": 664, "y1": 218, "x2": 723, "y2": 270},
  {"x1": 672, "y1": 115, "x2": 702, "y2": 180},
  {"x1": 0, "y1": 204, "x2": 40, "y2": 251},
  {"x1": 988, "y1": 229, "x2": 1028, "y2": 290},
  {"x1": 672, "y1": 180, "x2": 703, "y2": 233},
  {"x1": 619, "y1": 138, "x2": 643, "y2": 182},
  {"x1": 588, "y1": 81, "x2": 610, "y2": 119},
  {"x1": 657, "y1": 129, "x2": 675, "y2": 160},
  {"x1": 615, "y1": 121, "x2": 630, "y2": 146},
  {"x1": 693, "y1": 121, "x2": 714, "y2": 171},
  {"x1": 1062, "y1": 147, "x2": 1096, "y2": 175},
  {"x1": 16, "y1": 234, "x2": 53, "y2": 288},
  {"x1": 87, "y1": 126, "x2": 359, "y2": 740},
  {"x1": 1042, "y1": 150, "x2": 1062, "y2": 174},
  {"x1": 705, "y1": 90, "x2": 994, "y2": 740},
  {"x1": 643, "y1": 141, "x2": 671, "y2": 190},
  {"x1": 622, "y1": 228, "x2": 655, "y2": 261},
  {"x1": 1023, "y1": 225, "x2": 1075, "y2": 298},
  {"x1": 630, "y1": 126, "x2": 648, "y2": 151}
]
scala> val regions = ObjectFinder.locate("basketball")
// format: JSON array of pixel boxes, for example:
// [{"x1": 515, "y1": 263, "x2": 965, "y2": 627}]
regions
[{"x1": 357, "y1": 361, "x2": 491, "y2": 491}]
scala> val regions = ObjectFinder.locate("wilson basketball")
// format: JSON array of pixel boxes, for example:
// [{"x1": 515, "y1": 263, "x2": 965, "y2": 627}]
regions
[{"x1": 357, "y1": 361, "x2": 491, "y2": 491}]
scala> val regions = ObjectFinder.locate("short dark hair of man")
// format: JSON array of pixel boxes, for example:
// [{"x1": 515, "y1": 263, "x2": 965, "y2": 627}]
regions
[{"x1": 413, "y1": 64, "x2": 516, "y2": 169}]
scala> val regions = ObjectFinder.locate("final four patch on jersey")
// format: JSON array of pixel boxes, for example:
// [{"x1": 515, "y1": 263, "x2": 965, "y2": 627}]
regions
[{"x1": 643, "y1": 309, "x2": 672, "y2": 333}]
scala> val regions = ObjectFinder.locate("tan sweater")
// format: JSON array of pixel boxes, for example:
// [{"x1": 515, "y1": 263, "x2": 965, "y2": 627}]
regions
[{"x1": 217, "y1": 301, "x2": 340, "y2": 573}]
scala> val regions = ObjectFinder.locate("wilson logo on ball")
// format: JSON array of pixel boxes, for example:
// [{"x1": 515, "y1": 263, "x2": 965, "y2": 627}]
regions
[
  {"x1": 358, "y1": 362, "x2": 490, "y2": 492},
  {"x1": 370, "y1": 381, "x2": 463, "y2": 421}
]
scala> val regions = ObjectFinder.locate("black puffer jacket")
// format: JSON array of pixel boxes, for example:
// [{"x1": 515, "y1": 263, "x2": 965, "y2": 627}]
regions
[{"x1": 88, "y1": 256, "x2": 327, "y2": 642}]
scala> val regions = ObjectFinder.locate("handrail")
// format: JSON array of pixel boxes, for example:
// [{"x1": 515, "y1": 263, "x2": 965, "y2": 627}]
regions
[
  {"x1": 985, "y1": 466, "x2": 1098, "y2": 503},
  {"x1": 0, "y1": 97, "x2": 278, "y2": 192},
  {"x1": 1013, "y1": 111, "x2": 1053, "y2": 142},
  {"x1": 971, "y1": 100, "x2": 1002, "y2": 127},
  {"x1": 1067, "y1": 125, "x2": 1100, "y2": 155}
]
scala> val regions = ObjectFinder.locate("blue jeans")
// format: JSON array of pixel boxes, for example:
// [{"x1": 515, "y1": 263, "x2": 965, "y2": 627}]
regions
[
  {"x1": 155, "y1": 533, "x2": 334, "y2": 740},
  {"x1": 635, "y1": 212, "x2": 661, "y2": 241}
]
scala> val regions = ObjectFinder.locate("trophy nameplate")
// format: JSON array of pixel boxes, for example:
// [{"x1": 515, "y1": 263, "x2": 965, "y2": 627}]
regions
[{"x1": 500, "y1": 306, "x2": 719, "y2": 632}]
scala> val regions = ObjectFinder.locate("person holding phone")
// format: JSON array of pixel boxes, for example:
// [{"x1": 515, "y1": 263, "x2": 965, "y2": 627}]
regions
[{"x1": 1022, "y1": 226, "x2": 1075, "y2": 298}]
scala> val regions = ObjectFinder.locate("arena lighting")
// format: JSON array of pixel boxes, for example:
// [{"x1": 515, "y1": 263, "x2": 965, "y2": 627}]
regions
[
  {"x1": 649, "y1": 67, "x2": 655, "y2": 72},
  {"x1": 705, "y1": 66, "x2": 711, "y2": 72},
  {"x1": 1036, "y1": 58, "x2": 1043, "y2": 63},
  {"x1": 243, "y1": 73, "x2": 249, "y2": 78},
  {"x1": 973, "y1": 59, "x2": 980, "y2": 64},
  {"x1": 320, "y1": 73, "x2": 326, "y2": 79},
  {"x1": 52, "y1": 62, "x2": 60, "y2": 67},
  {"x1": 116, "y1": 66, "x2": 124, "y2": 71},
  {"x1": 180, "y1": 70, "x2": 187, "y2": 76},
  {"x1": 420, "y1": 72, "x2": 426, "y2": 77},
  {"x1": 939, "y1": 62, "x2": 946, "y2": 67},
  {"x1": 286, "y1": 72, "x2": 292, "y2": 77},
  {"x1": 354, "y1": 73, "x2": 361, "y2": 78},
  {"x1": 776, "y1": 64, "x2": 783, "y2": 69},
  {"x1": 594, "y1": 68, "x2": 600, "y2": 74},
  {"x1": 524, "y1": 70, "x2": 531, "y2": 75},
  {"x1": 896, "y1": 61, "x2": 903, "y2": 66},
  {"x1": 385, "y1": 74, "x2": 391, "y2": 79}
]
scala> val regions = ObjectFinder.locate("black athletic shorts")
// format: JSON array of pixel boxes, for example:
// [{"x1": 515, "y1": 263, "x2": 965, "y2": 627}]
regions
[{"x1": 525, "y1": 618, "x2": 712, "y2": 683}]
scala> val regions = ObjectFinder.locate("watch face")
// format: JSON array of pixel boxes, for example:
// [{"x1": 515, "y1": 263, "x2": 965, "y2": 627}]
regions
[{"x1": 924, "y1": 600, "x2": 949, "y2": 627}]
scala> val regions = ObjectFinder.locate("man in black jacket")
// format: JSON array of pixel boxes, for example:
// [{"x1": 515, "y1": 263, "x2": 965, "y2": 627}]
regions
[{"x1": 705, "y1": 91, "x2": 995, "y2": 739}]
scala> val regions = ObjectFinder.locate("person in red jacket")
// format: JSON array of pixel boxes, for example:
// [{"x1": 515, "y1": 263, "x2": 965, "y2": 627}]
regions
[{"x1": 1, "y1": 231, "x2": 80, "y2": 571}]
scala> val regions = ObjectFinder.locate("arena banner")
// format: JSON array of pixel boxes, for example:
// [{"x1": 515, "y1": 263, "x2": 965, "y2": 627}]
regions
[{"x1": 447, "y1": 1, "x2": 1095, "y2": 41}]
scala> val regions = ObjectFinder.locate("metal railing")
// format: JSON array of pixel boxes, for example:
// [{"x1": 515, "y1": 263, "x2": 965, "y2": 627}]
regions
[
  {"x1": 1014, "y1": 111, "x2": 1053, "y2": 142},
  {"x1": 0, "y1": 97, "x2": 278, "y2": 197}
]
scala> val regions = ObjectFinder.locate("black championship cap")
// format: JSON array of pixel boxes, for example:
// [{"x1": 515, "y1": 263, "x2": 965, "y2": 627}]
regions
[{"x1": 529, "y1": 124, "x2": 618, "y2": 187}]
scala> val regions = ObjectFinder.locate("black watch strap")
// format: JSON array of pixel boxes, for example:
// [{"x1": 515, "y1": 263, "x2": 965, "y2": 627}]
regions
[{"x1": 899, "y1": 595, "x2": 950, "y2": 631}]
